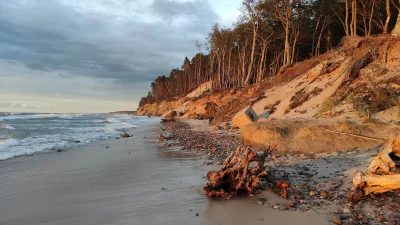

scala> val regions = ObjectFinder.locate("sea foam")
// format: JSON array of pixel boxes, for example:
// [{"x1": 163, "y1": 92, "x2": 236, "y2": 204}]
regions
[{"x1": 0, "y1": 124, "x2": 15, "y2": 130}]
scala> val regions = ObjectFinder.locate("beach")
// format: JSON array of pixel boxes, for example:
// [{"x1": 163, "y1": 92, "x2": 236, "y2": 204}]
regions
[{"x1": 0, "y1": 118, "x2": 332, "y2": 225}]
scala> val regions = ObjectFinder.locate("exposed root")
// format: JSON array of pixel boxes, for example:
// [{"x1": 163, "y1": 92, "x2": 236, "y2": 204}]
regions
[{"x1": 203, "y1": 145, "x2": 288, "y2": 199}]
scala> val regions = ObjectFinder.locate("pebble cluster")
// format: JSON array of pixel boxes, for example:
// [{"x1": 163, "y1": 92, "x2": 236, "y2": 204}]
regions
[{"x1": 159, "y1": 121, "x2": 242, "y2": 164}]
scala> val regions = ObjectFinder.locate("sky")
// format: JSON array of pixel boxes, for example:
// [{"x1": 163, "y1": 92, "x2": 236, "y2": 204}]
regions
[{"x1": 0, "y1": 0, "x2": 242, "y2": 113}]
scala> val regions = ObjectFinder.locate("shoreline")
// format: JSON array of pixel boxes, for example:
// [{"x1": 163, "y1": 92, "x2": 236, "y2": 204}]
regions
[{"x1": 1, "y1": 117, "x2": 398, "y2": 224}]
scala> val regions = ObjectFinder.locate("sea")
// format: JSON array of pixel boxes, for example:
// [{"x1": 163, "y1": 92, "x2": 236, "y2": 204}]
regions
[{"x1": 0, "y1": 112, "x2": 156, "y2": 161}]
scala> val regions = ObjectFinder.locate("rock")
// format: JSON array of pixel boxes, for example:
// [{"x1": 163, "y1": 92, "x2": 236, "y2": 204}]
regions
[
  {"x1": 159, "y1": 134, "x2": 165, "y2": 142},
  {"x1": 284, "y1": 202, "x2": 295, "y2": 210},
  {"x1": 343, "y1": 220, "x2": 357, "y2": 225},
  {"x1": 121, "y1": 133, "x2": 130, "y2": 138},
  {"x1": 75, "y1": 141, "x2": 80, "y2": 143},
  {"x1": 56, "y1": 149, "x2": 66, "y2": 152},
  {"x1": 320, "y1": 191, "x2": 328, "y2": 199},
  {"x1": 106, "y1": 146, "x2": 110, "y2": 149},
  {"x1": 211, "y1": 147, "x2": 218, "y2": 154},
  {"x1": 115, "y1": 137, "x2": 120, "y2": 139},
  {"x1": 309, "y1": 191, "x2": 316, "y2": 196},
  {"x1": 343, "y1": 207, "x2": 351, "y2": 213},
  {"x1": 214, "y1": 126, "x2": 224, "y2": 131},
  {"x1": 273, "y1": 205, "x2": 279, "y2": 209},
  {"x1": 333, "y1": 217, "x2": 342, "y2": 225},
  {"x1": 232, "y1": 106, "x2": 259, "y2": 130}
]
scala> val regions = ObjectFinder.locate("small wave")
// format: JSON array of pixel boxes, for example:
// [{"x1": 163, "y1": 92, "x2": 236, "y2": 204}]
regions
[
  {"x1": 0, "y1": 113, "x2": 84, "y2": 121},
  {"x1": 0, "y1": 124, "x2": 15, "y2": 130},
  {"x1": 0, "y1": 138, "x2": 20, "y2": 150}
]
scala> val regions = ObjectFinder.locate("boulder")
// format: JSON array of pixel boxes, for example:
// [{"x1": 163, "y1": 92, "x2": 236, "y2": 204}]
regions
[{"x1": 232, "y1": 106, "x2": 259, "y2": 130}]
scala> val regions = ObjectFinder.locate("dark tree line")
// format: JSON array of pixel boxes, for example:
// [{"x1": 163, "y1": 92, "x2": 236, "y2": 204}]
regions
[{"x1": 139, "y1": 0, "x2": 400, "y2": 107}]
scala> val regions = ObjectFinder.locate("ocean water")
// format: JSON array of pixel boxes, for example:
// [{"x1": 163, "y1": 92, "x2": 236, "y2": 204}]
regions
[{"x1": 0, "y1": 113, "x2": 157, "y2": 160}]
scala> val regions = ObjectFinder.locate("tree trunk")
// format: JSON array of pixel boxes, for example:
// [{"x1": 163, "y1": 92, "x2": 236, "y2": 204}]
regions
[
  {"x1": 284, "y1": 23, "x2": 291, "y2": 65},
  {"x1": 393, "y1": 9, "x2": 400, "y2": 36},
  {"x1": 384, "y1": 0, "x2": 391, "y2": 33},
  {"x1": 345, "y1": 0, "x2": 350, "y2": 36},
  {"x1": 368, "y1": 0, "x2": 375, "y2": 37},
  {"x1": 258, "y1": 40, "x2": 268, "y2": 82},
  {"x1": 291, "y1": 28, "x2": 299, "y2": 64},
  {"x1": 352, "y1": 0, "x2": 357, "y2": 36},
  {"x1": 244, "y1": 28, "x2": 257, "y2": 85}
]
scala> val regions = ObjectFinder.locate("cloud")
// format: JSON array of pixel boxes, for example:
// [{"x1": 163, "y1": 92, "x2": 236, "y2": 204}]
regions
[
  {"x1": 0, "y1": 102, "x2": 41, "y2": 109},
  {"x1": 0, "y1": 0, "x2": 219, "y2": 83},
  {"x1": 0, "y1": 0, "x2": 239, "y2": 111}
]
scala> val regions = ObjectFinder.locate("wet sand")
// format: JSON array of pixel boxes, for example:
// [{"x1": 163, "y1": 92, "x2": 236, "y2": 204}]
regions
[{"x1": 0, "y1": 119, "x2": 327, "y2": 225}]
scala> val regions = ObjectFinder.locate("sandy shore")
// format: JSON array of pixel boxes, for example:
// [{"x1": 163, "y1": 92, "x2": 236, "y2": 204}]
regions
[{"x1": 0, "y1": 118, "x2": 339, "y2": 225}]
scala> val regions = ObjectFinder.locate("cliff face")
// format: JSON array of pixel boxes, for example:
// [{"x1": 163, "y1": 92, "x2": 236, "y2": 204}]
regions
[{"x1": 138, "y1": 36, "x2": 400, "y2": 125}]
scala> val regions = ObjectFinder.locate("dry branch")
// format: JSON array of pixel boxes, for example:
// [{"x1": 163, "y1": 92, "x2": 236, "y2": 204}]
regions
[{"x1": 323, "y1": 129, "x2": 388, "y2": 142}]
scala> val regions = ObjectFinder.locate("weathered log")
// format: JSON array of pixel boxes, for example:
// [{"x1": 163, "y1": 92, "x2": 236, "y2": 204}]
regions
[
  {"x1": 367, "y1": 140, "x2": 397, "y2": 175},
  {"x1": 203, "y1": 145, "x2": 286, "y2": 199},
  {"x1": 352, "y1": 172, "x2": 400, "y2": 195},
  {"x1": 349, "y1": 136, "x2": 400, "y2": 199}
]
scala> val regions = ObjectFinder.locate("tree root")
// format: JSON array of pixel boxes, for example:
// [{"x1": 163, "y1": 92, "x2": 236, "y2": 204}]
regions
[{"x1": 203, "y1": 145, "x2": 288, "y2": 199}]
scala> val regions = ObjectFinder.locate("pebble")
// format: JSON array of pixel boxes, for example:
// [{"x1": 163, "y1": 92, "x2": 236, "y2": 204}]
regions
[
  {"x1": 343, "y1": 207, "x2": 351, "y2": 213},
  {"x1": 333, "y1": 217, "x2": 342, "y2": 225}
]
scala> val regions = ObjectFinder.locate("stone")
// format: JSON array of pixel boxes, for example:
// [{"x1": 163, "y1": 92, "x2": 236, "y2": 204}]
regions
[
  {"x1": 284, "y1": 202, "x2": 295, "y2": 210},
  {"x1": 232, "y1": 106, "x2": 259, "y2": 130},
  {"x1": 121, "y1": 133, "x2": 130, "y2": 138},
  {"x1": 320, "y1": 191, "x2": 328, "y2": 199},
  {"x1": 343, "y1": 207, "x2": 351, "y2": 213},
  {"x1": 333, "y1": 217, "x2": 342, "y2": 225},
  {"x1": 309, "y1": 191, "x2": 316, "y2": 196},
  {"x1": 361, "y1": 218, "x2": 369, "y2": 224}
]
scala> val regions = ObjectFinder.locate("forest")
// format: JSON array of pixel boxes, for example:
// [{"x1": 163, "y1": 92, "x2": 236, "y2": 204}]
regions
[{"x1": 139, "y1": 0, "x2": 400, "y2": 107}]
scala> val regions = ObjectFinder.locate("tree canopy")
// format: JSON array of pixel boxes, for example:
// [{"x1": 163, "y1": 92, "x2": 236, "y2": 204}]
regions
[{"x1": 139, "y1": 0, "x2": 400, "y2": 107}]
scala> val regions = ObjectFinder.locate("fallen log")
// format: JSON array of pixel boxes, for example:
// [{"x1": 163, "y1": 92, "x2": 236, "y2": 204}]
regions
[
  {"x1": 349, "y1": 136, "x2": 400, "y2": 200},
  {"x1": 203, "y1": 145, "x2": 288, "y2": 199}
]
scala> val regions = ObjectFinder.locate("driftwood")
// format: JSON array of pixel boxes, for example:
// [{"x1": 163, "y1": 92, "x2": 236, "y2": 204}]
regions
[
  {"x1": 203, "y1": 145, "x2": 288, "y2": 199},
  {"x1": 349, "y1": 136, "x2": 400, "y2": 199}
]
